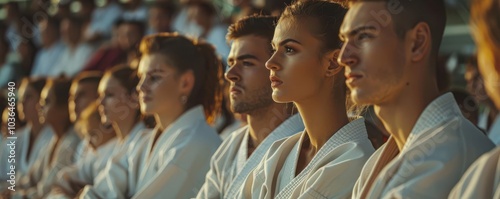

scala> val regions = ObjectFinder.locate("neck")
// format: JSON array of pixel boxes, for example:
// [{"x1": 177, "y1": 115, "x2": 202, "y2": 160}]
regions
[
  {"x1": 51, "y1": 122, "x2": 70, "y2": 138},
  {"x1": 247, "y1": 103, "x2": 292, "y2": 147},
  {"x1": 374, "y1": 70, "x2": 440, "y2": 150},
  {"x1": 113, "y1": 115, "x2": 137, "y2": 140},
  {"x1": 44, "y1": 40, "x2": 57, "y2": 49},
  {"x1": 30, "y1": 120, "x2": 43, "y2": 138},
  {"x1": 296, "y1": 91, "x2": 349, "y2": 153}
]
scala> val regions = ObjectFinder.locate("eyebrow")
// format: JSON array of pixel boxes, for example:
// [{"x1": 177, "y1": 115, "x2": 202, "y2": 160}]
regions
[
  {"x1": 146, "y1": 68, "x2": 165, "y2": 75},
  {"x1": 271, "y1": 38, "x2": 302, "y2": 48},
  {"x1": 340, "y1": 25, "x2": 378, "y2": 40},
  {"x1": 228, "y1": 54, "x2": 260, "y2": 63}
]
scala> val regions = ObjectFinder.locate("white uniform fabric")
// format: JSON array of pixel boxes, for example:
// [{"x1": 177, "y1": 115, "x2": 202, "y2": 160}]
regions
[
  {"x1": 238, "y1": 118, "x2": 375, "y2": 199},
  {"x1": 352, "y1": 93, "x2": 495, "y2": 199},
  {"x1": 54, "y1": 44, "x2": 95, "y2": 77},
  {"x1": 31, "y1": 41, "x2": 66, "y2": 78},
  {"x1": 449, "y1": 146, "x2": 500, "y2": 199},
  {"x1": 197, "y1": 114, "x2": 304, "y2": 199},
  {"x1": 487, "y1": 114, "x2": 500, "y2": 145},
  {"x1": 0, "y1": 125, "x2": 53, "y2": 191},
  {"x1": 15, "y1": 128, "x2": 82, "y2": 198},
  {"x1": 81, "y1": 106, "x2": 222, "y2": 199},
  {"x1": 49, "y1": 122, "x2": 149, "y2": 198}
]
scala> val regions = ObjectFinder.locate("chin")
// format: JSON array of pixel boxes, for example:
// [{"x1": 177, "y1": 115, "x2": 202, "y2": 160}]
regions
[
  {"x1": 350, "y1": 90, "x2": 373, "y2": 105},
  {"x1": 272, "y1": 90, "x2": 292, "y2": 104}
]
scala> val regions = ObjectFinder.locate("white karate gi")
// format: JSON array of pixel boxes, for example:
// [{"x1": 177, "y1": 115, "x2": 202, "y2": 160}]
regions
[
  {"x1": 81, "y1": 106, "x2": 222, "y2": 199},
  {"x1": 49, "y1": 122, "x2": 149, "y2": 198},
  {"x1": 238, "y1": 118, "x2": 375, "y2": 199},
  {"x1": 352, "y1": 93, "x2": 495, "y2": 199},
  {"x1": 449, "y1": 146, "x2": 500, "y2": 199},
  {"x1": 197, "y1": 114, "x2": 304, "y2": 199},
  {"x1": 14, "y1": 128, "x2": 82, "y2": 198}
]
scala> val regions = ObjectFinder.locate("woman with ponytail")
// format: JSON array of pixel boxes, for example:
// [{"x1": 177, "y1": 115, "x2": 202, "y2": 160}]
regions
[
  {"x1": 235, "y1": 1, "x2": 375, "y2": 198},
  {"x1": 81, "y1": 33, "x2": 223, "y2": 199}
]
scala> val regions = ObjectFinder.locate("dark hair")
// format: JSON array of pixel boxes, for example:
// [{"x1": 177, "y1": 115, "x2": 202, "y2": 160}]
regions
[
  {"x1": 139, "y1": 33, "x2": 223, "y2": 124},
  {"x1": 471, "y1": 0, "x2": 500, "y2": 54},
  {"x1": 114, "y1": 19, "x2": 146, "y2": 37},
  {"x1": 40, "y1": 16, "x2": 61, "y2": 33},
  {"x1": 346, "y1": 0, "x2": 446, "y2": 59},
  {"x1": 279, "y1": 0, "x2": 347, "y2": 54},
  {"x1": 149, "y1": 2, "x2": 177, "y2": 19},
  {"x1": 226, "y1": 15, "x2": 278, "y2": 45},
  {"x1": 21, "y1": 77, "x2": 47, "y2": 95},
  {"x1": 62, "y1": 15, "x2": 86, "y2": 28},
  {"x1": 46, "y1": 77, "x2": 72, "y2": 107},
  {"x1": 187, "y1": 1, "x2": 217, "y2": 18},
  {"x1": 104, "y1": 65, "x2": 139, "y2": 95},
  {"x1": 72, "y1": 71, "x2": 103, "y2": 86}
]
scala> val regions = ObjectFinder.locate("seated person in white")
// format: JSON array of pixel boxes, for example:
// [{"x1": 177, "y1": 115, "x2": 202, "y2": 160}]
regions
[
  {"x1": 30, "y1": 17, "x2": 66, "y2": 78},
  {"x1": 449, "y1": 0, "x2": 500, "y2": 197},
  {"x1": 80, "y1": 34, "x2": 223, "y2": 199},
  {"x1": 0, "y1": 78, "x2": 53, "y2": 192},
  {"x1": 236, "y1": 1, "x2": 375, "y2": 198},
  {"x1": 48, "y1": 66, "x2": 149, "y2": 198},
  {"x1": 338, "y1": 0, "x2": 495, "y2": 198},
  {"x1": 54, "y1": 16, "x2": 95, "y2": 77},
  {"x1": 196, "y1": 15, "x2": 305, "y2": 199},
  {"x1": 14, "y1": 78, "x2": 82, "y2": 199}
]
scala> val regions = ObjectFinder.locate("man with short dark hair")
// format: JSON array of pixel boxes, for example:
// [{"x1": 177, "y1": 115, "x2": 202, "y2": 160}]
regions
[
  {"x1": 196, "y1": 15, "x2": 304, "y2": 199},
  {"x1": 338, "y1": 0, "x2": 495, "y2": 198}
]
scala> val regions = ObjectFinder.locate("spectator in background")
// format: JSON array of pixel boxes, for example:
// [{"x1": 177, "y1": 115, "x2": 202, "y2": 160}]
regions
[
  {"x1": 3, "y1": 2, "x2": 22, "y2": 50},
  {"x1": 147, "y1": 2, "x2": 176, "y2": 35},
  {"x1": 0, "y1": 33, "x2": 22, "y2": 87},
  {"x1": 172, "y1": 0, "x2": 210, "y2": 38},
  {"x1": 31, "y1": 17, "x2": 66, "y2": 78},
  {"x1": 228, "y1": 0, "x2": 264, "y2": 23},
  {"x1": 75, "y1": 0, "x2": 96, "y2": 22},
  {"x1": 54, "y1": 16, "x2": 95, "y2": 77},
  {"x1": 84, "y1": 0, "x2": 123, "y2": 43},
  {"x1": 16, "y1": 39, "x2": 39, "y2": 77},
  {"x1": 83, "y1": 20, "x2": 145, "y2": 72},
  {"x1": 465, "y1": 54, "x2": 500, "y2": 141},
  {"x1": 187, "y1": 1, "x2": 230, "y2": 63},
  {"x1": 121, "y1": 0, "x2": 148, "y2": 21},
  {"x1": 15, "y1": 78, "x2": 81, "y2": 198},
  {"x1": 55, "y1": 0, "x2": 72, "y2": 19}
]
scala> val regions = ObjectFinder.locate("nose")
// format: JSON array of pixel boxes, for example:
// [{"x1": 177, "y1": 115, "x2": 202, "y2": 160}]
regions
[
  {"x1": 265, "y1": 53, "x2": 280, "y2": 71},
  {"x1": 136, "y1": 77, "x2": 146, "y2": 94},
  {"x1": 338, "y1": 42, "x2": 358, "y2": 68},
  {"x1": 225, "y1": 65, "x2": 240, "y2": 83}
]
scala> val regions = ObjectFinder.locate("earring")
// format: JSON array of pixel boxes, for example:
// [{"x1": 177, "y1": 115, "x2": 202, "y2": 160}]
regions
[{"x1": 181, "y1": 95, "x2": 188, "y2": 104}]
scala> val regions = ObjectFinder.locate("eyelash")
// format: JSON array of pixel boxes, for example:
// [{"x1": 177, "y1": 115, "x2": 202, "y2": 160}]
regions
[
  {"x1": 358, "y1": 33, "x2": 373, "y2": 40},
  {"x1": 270, "y1": 46, "x2": 296, "y2": 54}
]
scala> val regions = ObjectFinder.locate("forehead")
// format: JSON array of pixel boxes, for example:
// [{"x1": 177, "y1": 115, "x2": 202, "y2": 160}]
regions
[
  {"x1": 138, "y1": 54, "x2": 171, "y2": 74},
  {"x1": 229, "y1": 35, "x2": 270, "y2": 57},
  {"x1": 273, "y1": 18, "x2": 304, "y2": 41},
  {"x1": 341, "y1": 2, "x2": 393, "y2": 35},
  {"x1": 98, "y1": 74, "x2": 120, "y2": 92}
]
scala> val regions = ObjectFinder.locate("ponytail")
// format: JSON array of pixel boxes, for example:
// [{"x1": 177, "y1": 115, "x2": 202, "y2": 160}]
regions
[
  {"x1": 140, "y1": 33, "x2": 223, "y2": 124},
  {"x1": 193, "y1": 41, "x2": 223, "y2": 124}
]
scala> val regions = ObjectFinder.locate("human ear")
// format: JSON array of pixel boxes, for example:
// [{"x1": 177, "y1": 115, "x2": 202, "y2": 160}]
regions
[
  {"x1": 326, "y1": 49, "x2": 343, "y2": 77},
  {"x1": 178, "y1": 70, "x2": 195, "y2": 96},
  {"x1": 409, "y1": 22, "x2": 432, "y2": 62}
]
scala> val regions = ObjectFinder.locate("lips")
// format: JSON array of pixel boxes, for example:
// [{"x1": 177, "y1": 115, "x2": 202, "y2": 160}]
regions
[
  {"x1": 270, "y1": 75, "x2": 283, "y2": 88},
  {"x1": 229, "y1": 85, "x2": 243, "y2": 95},
  {"x1": 139, "y1": 93, "x2": 153, "y2": 102},
  {"x1": 345, "y1": 72, "x2": 363, "y2": 85}
]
